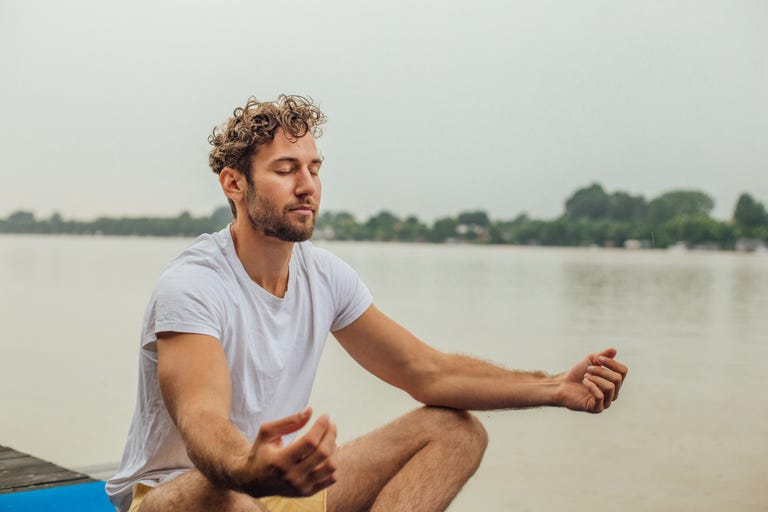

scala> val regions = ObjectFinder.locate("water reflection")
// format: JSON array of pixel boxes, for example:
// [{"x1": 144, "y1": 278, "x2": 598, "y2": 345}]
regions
[
  {"x1": 729, "y1": 261, "x2": 768, "y2": 328},
  {"x1": 561, "y1": 255, "x2": 716, "y2": 334}
]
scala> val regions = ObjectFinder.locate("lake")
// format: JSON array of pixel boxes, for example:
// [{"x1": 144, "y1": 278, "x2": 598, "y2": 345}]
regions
[{"x1": 1, "y1": 234, "x2": 766, "y2": 511}]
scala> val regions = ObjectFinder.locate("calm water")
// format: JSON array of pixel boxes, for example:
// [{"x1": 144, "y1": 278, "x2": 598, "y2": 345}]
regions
[{"x1": 1, "y1": 235, "x2": 767, "y2": 511}]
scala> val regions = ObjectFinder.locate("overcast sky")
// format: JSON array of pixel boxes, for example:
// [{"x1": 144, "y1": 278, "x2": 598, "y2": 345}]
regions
[{"x1": 1, "y1": 0, "x2": 766, "y2": 222}]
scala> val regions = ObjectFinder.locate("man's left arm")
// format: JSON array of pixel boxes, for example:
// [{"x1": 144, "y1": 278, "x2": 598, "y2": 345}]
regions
[{"x1": 333, "y1": 305, "x2": 628, "y2": 414}]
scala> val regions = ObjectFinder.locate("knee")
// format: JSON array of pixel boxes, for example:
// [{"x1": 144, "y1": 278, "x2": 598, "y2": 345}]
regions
[
  {"x1": 420, "y1": 407, "x2": 489, "y2": 454},
  {"x1": 452, "y1": 410, "x2": 488, "y2": 455}
]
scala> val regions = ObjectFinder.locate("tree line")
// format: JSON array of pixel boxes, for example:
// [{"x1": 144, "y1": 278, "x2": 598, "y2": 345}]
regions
[
  {"x1": 0, "y1": 208, "x2": 233, "y2": 238},
  {"x1": 1, "y1": 184, "x2": 766, "y2": 249},
  {"x1": 316, "y1": 185, "x2": 767, "y2": 249}
]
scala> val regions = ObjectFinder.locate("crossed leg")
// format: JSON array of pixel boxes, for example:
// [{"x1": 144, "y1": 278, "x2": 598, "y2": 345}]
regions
[
  {"x1": 327, "y1": 406, "x2": 488, "y2": 512},
  {"x1": 137, "y1": 470, "x2": 269, "y2": 512},
  {"x1": 138, "y1": 406, "x2": 487, "y2": 512}
]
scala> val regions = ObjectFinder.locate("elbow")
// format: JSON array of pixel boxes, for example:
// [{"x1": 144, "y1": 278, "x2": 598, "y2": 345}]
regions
[
  {"x1": 404, "y1": 366, "x2": 448, "y2": 406},
  {"x1": 408, "y1": 386, "x2": 434, "y2": 406},
  {"x1": 396, "y1": 349, "x2": 455, "y2": 406},
  {"x1": 409, "y1": 383, "x2": 464, "y2": 409}
]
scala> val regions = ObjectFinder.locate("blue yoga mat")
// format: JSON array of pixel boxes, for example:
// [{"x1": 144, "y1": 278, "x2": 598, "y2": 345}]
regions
[{"x1": 0, "y1": 481, "x2": 113, "y2": 511}]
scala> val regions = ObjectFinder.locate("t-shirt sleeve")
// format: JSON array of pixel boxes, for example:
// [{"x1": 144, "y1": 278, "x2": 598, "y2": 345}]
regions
[
  {"x1": 325, "y1": 253, "x2": 373, "y2": 332},
  {"x1": 141, "y1": 266, "x2": 226, "y2": 351}
]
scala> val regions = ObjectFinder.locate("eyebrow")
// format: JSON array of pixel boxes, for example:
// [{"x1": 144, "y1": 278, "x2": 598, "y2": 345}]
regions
[{"x1": 271, "y1": 156, "x2": 324, "y2": 165}]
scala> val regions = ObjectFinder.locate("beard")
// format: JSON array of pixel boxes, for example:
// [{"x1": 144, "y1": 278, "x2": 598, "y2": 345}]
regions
[{"x1": 244, "y1": 186, "x2": 317, "y2": 242}]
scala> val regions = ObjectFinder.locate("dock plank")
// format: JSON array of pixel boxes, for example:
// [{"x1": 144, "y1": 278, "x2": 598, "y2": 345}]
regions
[
  {"x1": 0, "y1": 447, "x2": 28, "y2": 461},
  {"x1": 0, "y1": 445, "x2": 94, "y2": 494}
]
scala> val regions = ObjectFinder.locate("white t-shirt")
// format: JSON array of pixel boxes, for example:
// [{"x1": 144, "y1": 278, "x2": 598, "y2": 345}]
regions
[{"x1": 106, "y1": 227, "x2": 372, "y2": 511}]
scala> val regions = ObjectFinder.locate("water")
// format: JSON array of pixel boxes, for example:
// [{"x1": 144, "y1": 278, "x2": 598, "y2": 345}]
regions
[{"x1": 1, "y1": 235, "x2": 766, "y2": 511}]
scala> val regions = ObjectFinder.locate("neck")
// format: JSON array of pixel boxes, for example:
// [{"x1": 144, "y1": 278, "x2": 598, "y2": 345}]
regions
[{"x1": 230, "y1": 217, "x2": 294, "y2": 298}]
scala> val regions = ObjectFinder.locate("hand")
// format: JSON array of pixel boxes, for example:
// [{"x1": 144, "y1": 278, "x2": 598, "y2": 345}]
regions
[
  {"x1": 233, "y1": 407, "x2": 338, "y2": 498},
  {"x1": 555, "y1": 348, "x2": 628, "y2": 413}
]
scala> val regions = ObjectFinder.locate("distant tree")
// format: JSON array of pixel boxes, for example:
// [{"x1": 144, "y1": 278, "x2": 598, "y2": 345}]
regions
[
  {"x1": 539, "y1": 219, "x2": 571, "y2": 245},
  {"x1": 455, "y1": 210, "x2": 490, "y2": 241},
  {"x1": 315, "y1": 211, "x2": 361, "y2": 240},
  {"x1": 733, "y1": 193, "x2": 768, "y2": 229},
  {"x1": 564, "y1": 183, "x2": 611, "y2": 219},
  {"x1": 338, "y1": 211, "x2": 362, "y2": 240},
  {"x1": 429, "y1": 216, "x2": 458, "y2": 243},
  {"x1": 456, "y1": 210, "x2": 490, "y2": 228},
  {"x1": 398, "y1": 215, "x2": 429, "y2": 242},
  {"x1": 647, "y1": 190, "x2": 714, "y2": 225},
  {"x1": 508, "y1": 219, "x2": 546, "y2": 245},
  {"x1": 510, "y1": 213, "x2": 530, "y2": 225},
  {"x1": 573, "y1": 218, "x2": 612, "y2": 246},
  {"x1": 364, "y1": 210, "x2": 400, "y2": 241},
  {"x1": 8, "y1": 210, "x2": 36, "y2": 223},
  {"x1": 488, "y1": 213, "x2": 533, "y2": 244},
  {"x1": 655, "y1": 214, "x2": 733, "y2": 248},
  {"x1": 4, "y1": 210, "x2": 37, "y2": 233},
  {"x1": 608, "y1": 191, "x2": 647, "y2": 222},
  {"x1": 210, "y1": 205, "x2": 232, "y2": 227}
]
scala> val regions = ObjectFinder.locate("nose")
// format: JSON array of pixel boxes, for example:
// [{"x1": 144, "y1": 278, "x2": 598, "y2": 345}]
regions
[{"x1": 295, "y1": 167, "x2": 318, "y2": 197}]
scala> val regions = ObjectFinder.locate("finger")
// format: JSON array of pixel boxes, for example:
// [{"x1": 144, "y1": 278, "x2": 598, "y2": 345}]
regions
[
  {"x1": 307, "y1": 453, "x2": 337, "y2": 483},
  {"x1": 582, "y1": 377, "x2": 604, "y2": 413},
  {"x1": 258, "y1": 407, "x2": 313, "y2": 442},
  {"x1": 598, "y1": 355, "x2": 628, "y2": 378},
  {"x1": 284, "y1": 414, "x2": 330, "y2": 463},
  {"x1": 597, "y1": 356, "x2": 628, "y2": 398},
  {"x1": 585, "y1": 374, "x2": 616, "y2": 405},
  {"x1": 586, "y1": 365, "x2": 623, "y2": 399},
  {"x1": 594, "y1": 347, "x2": 617, "y2": 362},
  {"x1": 298, "y1": 420, "x2": 337, "y2": 473},
  {"x1": 308, "y1": 473, "x2": 337, "y2": 495}
]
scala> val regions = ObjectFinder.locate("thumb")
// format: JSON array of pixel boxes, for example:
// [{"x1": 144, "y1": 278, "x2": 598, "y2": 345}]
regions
[
  {"x1": 595, "y1": 347, "x2": 617, "y2": 361},
  {"x1": 258, "y1": 407, "x2": 313, "y2": 442}
]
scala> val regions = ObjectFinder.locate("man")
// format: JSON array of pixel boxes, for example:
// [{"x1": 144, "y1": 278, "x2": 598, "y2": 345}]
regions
[{"x1": 106, "y1": 95, "x2": 628, "y2": 512}]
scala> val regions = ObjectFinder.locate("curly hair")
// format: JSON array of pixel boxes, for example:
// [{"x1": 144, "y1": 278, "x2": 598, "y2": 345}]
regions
[{"x1": 209, "y1": 95, "x2": 327, "y2": 216}]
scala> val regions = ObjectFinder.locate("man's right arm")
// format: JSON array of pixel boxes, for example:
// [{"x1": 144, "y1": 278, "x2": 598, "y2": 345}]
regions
[{"x1": 156, "y1": 332, "x2": 338, "y2": 498}]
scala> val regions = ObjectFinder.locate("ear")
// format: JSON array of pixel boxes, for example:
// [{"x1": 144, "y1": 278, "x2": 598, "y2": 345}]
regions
[{"x1": 220, "y1": 167, "x2": 247, "y2": 205}]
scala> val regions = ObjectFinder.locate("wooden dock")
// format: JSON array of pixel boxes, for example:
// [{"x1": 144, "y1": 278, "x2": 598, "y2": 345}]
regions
[
  {"x1": 0, "y1": 445, "x2": 113, "y2": 510},
  {"x1": 0, "y1": 445, "x2": 94, "y2": 494}
]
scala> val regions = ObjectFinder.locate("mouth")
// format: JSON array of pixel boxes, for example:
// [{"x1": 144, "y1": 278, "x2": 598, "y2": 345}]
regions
[{"x1": 288, "y1": 204, "x2": 315, "y2": 216}]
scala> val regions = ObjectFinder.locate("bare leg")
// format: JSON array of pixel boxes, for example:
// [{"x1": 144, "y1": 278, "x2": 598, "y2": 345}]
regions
[
  {"x1": 138, "y1": 469, "x2": 268, "y2": 512},
  {"x1": 138, "y1": 407, "x2": 486, "y2": 512},
  {"x1": 327, "y1": 406, "x2": 488, "y2": 512}
]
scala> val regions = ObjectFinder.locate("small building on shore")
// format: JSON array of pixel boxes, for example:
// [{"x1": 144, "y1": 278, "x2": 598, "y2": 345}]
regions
[{"x1": 735, "y1": 238, "x2": 768, "y2": 253}]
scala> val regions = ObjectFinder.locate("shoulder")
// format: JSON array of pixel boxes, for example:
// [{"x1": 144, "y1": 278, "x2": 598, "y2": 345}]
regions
[
  {"x1": 155, "y1": 230, "x2": 233, "y2": 298},
  {"x1": 293, "y1": 242, "x2": 372, "y2": 331}
]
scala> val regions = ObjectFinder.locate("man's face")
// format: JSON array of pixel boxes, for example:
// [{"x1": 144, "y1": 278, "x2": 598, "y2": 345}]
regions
[{"x1": 243, "y1": 129, "x2": 322, "y2": 242}]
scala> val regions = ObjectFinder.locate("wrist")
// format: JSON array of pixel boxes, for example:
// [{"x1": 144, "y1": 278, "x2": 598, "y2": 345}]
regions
[
  {"x1": 227, "y1": 449, "x2": 257, "y2": 494},
  {"x1": 539, "y1": 373, "x2": 563, "y2": 407},
  {"x1": 510, "y1": 372, "x2": 561, "y2": 408},
  {"x1": 548, "y1": 372, "x2": 568, "y2": 407}
]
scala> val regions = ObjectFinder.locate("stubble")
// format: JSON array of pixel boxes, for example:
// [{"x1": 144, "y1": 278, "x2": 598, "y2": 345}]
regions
[{"x1": 245, "y1": 186, "x2": 316, "y2": 242}]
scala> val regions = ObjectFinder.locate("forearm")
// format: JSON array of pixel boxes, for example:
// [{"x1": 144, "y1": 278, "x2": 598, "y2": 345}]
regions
[
  {"x1": 157, "y1": 333, "x2": 256, "y2": 491},
  {"x1": 334, "y1": 307, "x2": 567, "y2": 410},
  {"x1": 174, "y1": 408, "x2": 252, "y2": 490},
  {"x1": 412, "y1": 354, "x2": 561, "y2": 410}
]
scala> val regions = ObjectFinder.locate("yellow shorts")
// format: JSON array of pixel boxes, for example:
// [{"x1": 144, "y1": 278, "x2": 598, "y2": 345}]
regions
[{"x1": 128, "y1": 482, "x2": 326, "y2": 512}]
